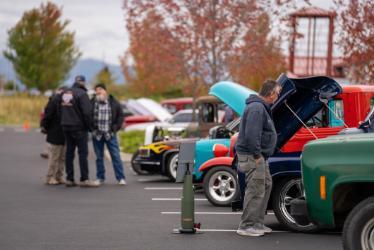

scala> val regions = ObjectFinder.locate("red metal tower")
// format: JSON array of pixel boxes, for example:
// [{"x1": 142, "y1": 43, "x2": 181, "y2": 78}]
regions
[{"x1": 289, "y1": 7, "x2": 336, "y2": 77}]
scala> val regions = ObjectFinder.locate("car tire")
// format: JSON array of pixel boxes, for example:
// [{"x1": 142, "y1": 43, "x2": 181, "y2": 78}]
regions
[
  {"x1": 272, "y1": 177, "x2": 319, "y2": 232},
  {"x1": 166, "y1": 153, "x2": 178, "y2": 182},
  {"x1": 131, "y1": 150, "x2": 150, "y2": 175},
  {"x1": 203, "y1": 166, "x2": 239, "y2": 207},
  {"x1": 342, "y1": 196, "x2": 374, "y2": 250}
]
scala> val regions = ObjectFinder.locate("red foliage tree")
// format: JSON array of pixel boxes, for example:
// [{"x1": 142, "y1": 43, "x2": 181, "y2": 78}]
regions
[
  {"x1": 122, "y1": 0, "x2": 306, "y2": 98},
  {"x1": 229, "y1": 12, "x2": 286, "y2": 90},
  {"x1": 334, "y1": 0, "x2": 374, "y2": 84},
  {"x1": 121, "y1": 8, "x2": 185, "y2": 97}
]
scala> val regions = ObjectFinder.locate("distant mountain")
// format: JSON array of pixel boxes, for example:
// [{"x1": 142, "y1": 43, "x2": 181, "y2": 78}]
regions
[
  {"x1": 68, "y1": 58, "x2": 125, "y2": 86},
  {"x1": 0, "y1": 56, "x2": 126, "y2": 89}
]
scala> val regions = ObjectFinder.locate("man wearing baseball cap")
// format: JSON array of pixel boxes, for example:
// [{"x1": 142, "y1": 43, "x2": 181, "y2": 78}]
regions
[{"x1": 60, "y1": 75, "x2": 98, "y2": 187}]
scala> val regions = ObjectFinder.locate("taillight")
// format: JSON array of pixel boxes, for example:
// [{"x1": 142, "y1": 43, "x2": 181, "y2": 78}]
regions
[{"x1": 213, "y1": 144, "x2": 229, "y2": 158}]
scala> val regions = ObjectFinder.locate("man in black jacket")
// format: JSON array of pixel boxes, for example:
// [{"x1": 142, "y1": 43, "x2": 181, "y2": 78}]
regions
[
  {"x1": 60, "y1": 75, "x2": 98, "y2": 187},
  {"x1": 41, "y1": 86, "x2": 66, "y2": 185},
  {"x1": 236, "y1": 79, "x2": 281, "y2": 237},
  {"x1": 91, "y1": 83, "x2": 126, "y2": 186}
]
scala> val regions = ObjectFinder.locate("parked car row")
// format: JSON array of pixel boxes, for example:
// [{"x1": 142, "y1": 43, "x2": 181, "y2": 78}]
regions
[{"x1": 131, "y1": 73, "x2": 374, "y2": 244}]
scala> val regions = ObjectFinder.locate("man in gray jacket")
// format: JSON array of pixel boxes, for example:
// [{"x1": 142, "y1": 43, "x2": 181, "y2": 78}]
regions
[{"x1": 236, "y1": 79, "x2": 281, "y2": 237}]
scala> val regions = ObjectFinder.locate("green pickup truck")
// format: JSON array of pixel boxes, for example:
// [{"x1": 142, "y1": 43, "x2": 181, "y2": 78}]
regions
[{"x1": 292, "y1": 132, "x2": 374, "y2": 250}]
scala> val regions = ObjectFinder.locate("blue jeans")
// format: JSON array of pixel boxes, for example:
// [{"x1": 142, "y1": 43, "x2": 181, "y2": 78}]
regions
[{"x1": 92, "y1": 135, "x2": 125, "y2": 181}]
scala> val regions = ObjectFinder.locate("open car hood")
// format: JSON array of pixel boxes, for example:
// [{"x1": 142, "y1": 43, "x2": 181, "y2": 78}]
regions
[
  {"x1": 209, "y1": 81, "x2": 257, "y2": 116},
  {"x1": 273, "y1": 74, "x2": 342, "y2": 149},
  {"x1": 209, "y1": 73, "x2": 342, "y2": 151}
]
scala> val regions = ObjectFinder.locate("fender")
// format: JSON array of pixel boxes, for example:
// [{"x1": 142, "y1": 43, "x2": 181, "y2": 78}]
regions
[
  {"x1": 199, "y1": 157, "x2": 234, "y2": 172},
  {"x1": 162, "y1": 149, "x2": 179, "y2": 173}
]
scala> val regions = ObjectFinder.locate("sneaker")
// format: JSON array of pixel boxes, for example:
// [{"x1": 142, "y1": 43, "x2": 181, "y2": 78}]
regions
[
  {"x1": 65, "y1": 180, "x2": 77, "y2": 187},
  {"x1": 46, "y1": 178, "x2": 58, "y2": 185},
  {"x1": 255, "y1": 223, "x2": 272, "y2": 234},
  {"x1": 56, "y1": 179, "x2": 65, "y2": 185},
  {"x1": 118, "y1": 179, "x2": 127, "y2": 186},
  {"x1": 79, "y1": 180, "x2": 100, "y2": 187},
  {"x1": 93, "y1": 179, "x2": 104, "y2": 186},
  {"x1": 236, "y1": 227, "x2": 265, "y2": 237}
]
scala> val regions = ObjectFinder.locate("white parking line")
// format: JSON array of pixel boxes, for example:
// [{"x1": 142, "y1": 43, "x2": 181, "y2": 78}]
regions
[
  {"x1": 138, "y1": 178, "x2": 169, "y2": 182},
  {"x1": 162, "y1": 212, "x2": 242, "y2": 215},
  {"x1": 14, "y1": 128, "x2": 25, "y2": 133},
  {"x1": 145, "y1": 187, "x2": 182, "y2": 190},
  {"x1": 161, "y1": 211, "x2": 274, "y2": 215},
  {"x1": 152, "y1": 198, "x2": 208, "y2": 201},
  {"x1": 198, "y1": 229, "x2": 288, "y2": 233}
]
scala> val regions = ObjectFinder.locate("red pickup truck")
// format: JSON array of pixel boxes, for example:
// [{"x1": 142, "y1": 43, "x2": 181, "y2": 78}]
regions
[{"x1": 282, "y1": 85, "x2": 374, "y2": 152}]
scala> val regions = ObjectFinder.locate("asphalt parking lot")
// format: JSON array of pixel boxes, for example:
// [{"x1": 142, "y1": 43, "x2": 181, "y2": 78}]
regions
[{"x1": 0, "y1": 127, "x2": 342, "y2": 250}]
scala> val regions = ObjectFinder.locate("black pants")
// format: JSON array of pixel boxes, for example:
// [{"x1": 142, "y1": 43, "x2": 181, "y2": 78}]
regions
[{"x1": 64, "y1": 131, "x2": 89, "y2": 182}]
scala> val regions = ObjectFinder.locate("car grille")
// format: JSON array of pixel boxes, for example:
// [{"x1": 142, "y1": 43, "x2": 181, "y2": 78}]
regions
[{"x1": 139, "y1": 148, "x2": 150, "y2": 158}]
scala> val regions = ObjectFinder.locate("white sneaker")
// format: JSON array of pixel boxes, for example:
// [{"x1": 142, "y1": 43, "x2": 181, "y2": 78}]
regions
[
  {"x1": 255, "y1": 223, "x2": 272, "y2": 234},
  {"x1": 79, "y1": 180, "x2": 100, "y2": 187},
  {"x1": 118, "y1": 179, "x2": 127, "y2": 186},
  {"x1": 236, "y1": 227, "x2": 265, "y2": 237},
  {"x1": 93, "y1": 179, "x2": 103, "y2": 186}
]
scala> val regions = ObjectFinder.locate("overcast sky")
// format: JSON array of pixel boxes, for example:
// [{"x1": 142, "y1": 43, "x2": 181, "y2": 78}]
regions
[{"x1": 0, "y1": 0, "x2": 335, "y2": 65}]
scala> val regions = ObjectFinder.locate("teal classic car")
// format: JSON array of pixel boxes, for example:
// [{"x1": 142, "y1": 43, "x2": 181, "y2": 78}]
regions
[{"x1": 291, "y1": 131, "x2": 374, "y2": 250}]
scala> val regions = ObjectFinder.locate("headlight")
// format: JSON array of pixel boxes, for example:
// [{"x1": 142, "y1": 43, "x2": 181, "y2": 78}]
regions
[{"x1": 139, "y1": 148, "x2": 150, "y2": 158}]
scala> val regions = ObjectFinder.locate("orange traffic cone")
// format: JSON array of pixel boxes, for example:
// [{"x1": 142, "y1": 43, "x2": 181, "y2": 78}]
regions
[{"x1": 23, "y1": 120, "x2": 30, "y2": 132}]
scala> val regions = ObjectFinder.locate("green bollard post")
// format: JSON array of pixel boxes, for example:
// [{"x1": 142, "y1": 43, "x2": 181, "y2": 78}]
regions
[{"x1": 180, "y1": 167, "x2": 195, "y2": 233}]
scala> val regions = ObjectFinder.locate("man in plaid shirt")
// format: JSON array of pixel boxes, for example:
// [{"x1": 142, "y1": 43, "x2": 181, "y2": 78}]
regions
[{"x1": 92, "y1": 83, "x2": 126, "y2": 186}]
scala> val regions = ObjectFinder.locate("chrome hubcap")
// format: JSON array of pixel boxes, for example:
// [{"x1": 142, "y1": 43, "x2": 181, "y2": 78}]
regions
[
  {"x1": 208, "y1": 171, "x2": 236, "y2": 202},
  {"x1": 361, "y1": 217, "x2": 374, "y2": 250},
  {"x1": 280, "y1": 179, "x2": 313, "y2": 227},
  {"x1": 169, "y1": 154, "x2": 178, "y2": 180}
]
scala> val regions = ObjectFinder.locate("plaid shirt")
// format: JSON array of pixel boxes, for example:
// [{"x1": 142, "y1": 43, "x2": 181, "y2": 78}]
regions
[{"x1": 93, "y1": 100, "x2": 112, "y2": 141}]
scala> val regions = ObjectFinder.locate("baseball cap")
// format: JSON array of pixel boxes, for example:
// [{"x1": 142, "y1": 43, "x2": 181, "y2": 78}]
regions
[{"x1": 75, "y1": 75, "x2": 86, "y2": 83}]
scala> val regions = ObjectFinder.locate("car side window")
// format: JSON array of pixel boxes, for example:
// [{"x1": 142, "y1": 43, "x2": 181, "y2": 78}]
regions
[
  {"x1": 305, "y1": 99, "x2": 344, "y2": 128},
  {"x1": 201, "y1": 103, "x2": 216, "y2": 123},
  {"x1": 305, "y1": 108, "x2": 327, "y2": 128},
  {"x1": 328, "y1": 99, "x2": 344, "y2": 127},
  {"x1": 173, "y1": 113, "x2": 192, "y2": 123},
  {"x1": 370, "y1": 98, "x2": 374, "y2": 110}
]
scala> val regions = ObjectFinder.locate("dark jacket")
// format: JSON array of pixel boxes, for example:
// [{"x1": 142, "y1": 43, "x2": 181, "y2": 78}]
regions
[
  {"x1": 60, "y1": 83, "x2": 93, "y2": 131},
  {"x1": 91, "y1": 94, "x2": 124, "y2": 133},
  {"x1": 236, "y1": 95, "x2": 277, "y2": 159},
  {"x1": 40, "y1": 94, "x2": 65, "y2": 145}
]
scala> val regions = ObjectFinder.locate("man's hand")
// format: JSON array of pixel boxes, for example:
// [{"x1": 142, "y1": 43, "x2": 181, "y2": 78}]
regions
[
  {"x1": 255, "y1": 156, "x2": 263, "y2": 165},
  {"x1": 41, "y1": 127, "x2": 47, "y2": 134}
]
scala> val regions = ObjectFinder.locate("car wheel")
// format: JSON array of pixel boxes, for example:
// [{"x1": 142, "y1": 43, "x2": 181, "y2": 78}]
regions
[
  {"x1": 272, "y1": 177, "x2": 319, "y2": 232},
  {"x1": 166, "y1": 153, "x2": 178, "y2": 181},
  {"x1": 131, "y1": 150, "x2": 150, "y2": 175},
  {"x1": 342, "y1": 196, "x2": 374, "y2": 250},
  {"x1": 203, "y1": 166, "x2": 239, "y2": 207}
]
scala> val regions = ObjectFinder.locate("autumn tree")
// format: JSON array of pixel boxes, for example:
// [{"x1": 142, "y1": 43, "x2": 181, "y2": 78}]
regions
[
  {"x1": 229, "y1": 12, "x2": 286, "y2": 90},
  {"x1": 123, "y1": 0, "x2": 265, "y2": 99},
  {"x1": 121, "y1": 9, "x2": 185, "y2": 97},
  {"x1": 334, "y1": 0, "x2": 373, "y2": 84},
  {"x1": 3, "y1": 2, "x2": 80, "y2": 91},
  {"x1": 123, "y1": 0, "x2": 305, "y2": 98}
]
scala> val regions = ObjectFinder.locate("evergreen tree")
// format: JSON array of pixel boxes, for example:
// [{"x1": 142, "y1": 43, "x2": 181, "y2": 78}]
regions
[{"x1": 3, "y1": 2, "x2": 81, "y2": 91}]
